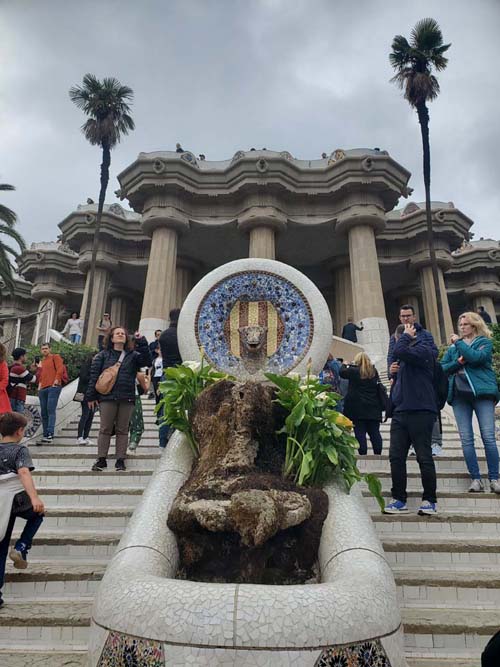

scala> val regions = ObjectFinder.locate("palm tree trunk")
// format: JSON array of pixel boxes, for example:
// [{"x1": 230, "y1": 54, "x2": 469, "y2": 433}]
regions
[
  {"x1": 416, "y1": 102, "x2": 447, "y2": 345},
  {"x1": 81, "y1": 141, "x2": 111, "y2": 343}
]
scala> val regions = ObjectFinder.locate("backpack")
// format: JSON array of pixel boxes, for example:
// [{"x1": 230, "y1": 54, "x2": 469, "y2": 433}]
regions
[{"x1": 433, "y1": 361, "x2": 448, "y2": 410}]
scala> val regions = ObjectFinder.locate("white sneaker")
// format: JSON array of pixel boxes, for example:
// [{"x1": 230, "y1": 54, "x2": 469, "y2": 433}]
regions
[
  {"x1": 84, "y1": 438, "x2": 93, "y2": 446},
  {"x1": 77, "y1": 437, "x2": 86, "y2": 446},
  {"x1": 468, "y1": 479, "x2": 484, "y2": 493},
  {"x1": 431, "y1": 444, "x2": 442, "y2": 457},
  {"x1": 490, "y1": 480, "x2": 500, "y2": 494}
]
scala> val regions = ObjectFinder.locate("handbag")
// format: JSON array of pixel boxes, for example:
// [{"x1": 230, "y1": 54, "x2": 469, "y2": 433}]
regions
[
  {"x1": 375, "y1": 371, "x2": 391, "y2": 414},
  {"x1": 136, "y1": 372, "x2": 150, "y2": 394},
  {"x1": 11, "y1": 490, "x2": 33, "y2": 516},
  {"x1": 95, "y1": 351, "x2": 126, "y2": 395},
  {"x1": 73, "y1": 392, "x2": 84, "y2": 402},
  {"x1": 454, "y1": 369, "x2": 475, "y2": 400}
]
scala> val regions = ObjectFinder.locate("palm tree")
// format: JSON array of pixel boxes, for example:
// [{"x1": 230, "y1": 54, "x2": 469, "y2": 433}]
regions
[
  {"x1": 390, "y1": 18, "x2": 451, "y2": 344},
  {"x1": 69, "y1": 74, "x2": 135, "y2": 343},
  {"x1": 0, "y1": 183, "x2": 26, "y2": 294}
]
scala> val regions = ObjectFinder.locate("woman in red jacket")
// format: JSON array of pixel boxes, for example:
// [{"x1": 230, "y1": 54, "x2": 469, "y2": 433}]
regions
[{"x1": 0, "y1": 344, "x2": 12, "y2": 414}]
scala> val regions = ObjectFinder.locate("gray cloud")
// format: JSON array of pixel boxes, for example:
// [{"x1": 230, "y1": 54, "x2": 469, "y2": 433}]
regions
[{"x1": 1, "y1": 0, "x2": 499, "y2": 243}]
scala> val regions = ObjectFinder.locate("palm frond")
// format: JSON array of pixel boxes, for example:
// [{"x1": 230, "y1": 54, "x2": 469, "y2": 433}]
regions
[
  {"x1": 411, "y1": 18, "x2": 443, "y2": 50},
  {"x1": 0, "y1": 247, "x2": 16, "y2": 294},
  {"x1": 1, "y1": 243, "x2": 21, "y2": 259},
  {"x1": 0, "y1": 204, "x2": 17, "y2": 227},
  {"x1": 0, "y1": 224, "x2": 26, "y2": 251},
  {"x1": 0, "y1": 184, "x2": 15, "y2": 192},
  {"x1": 389, "y1": 35, "x2": 412, "y2": 68}
]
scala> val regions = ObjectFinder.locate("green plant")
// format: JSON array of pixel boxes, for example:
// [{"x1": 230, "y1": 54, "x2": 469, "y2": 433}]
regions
[
  {"x1": 156, "y1": 359, "x2": 231, "y2": 457},
  {"x1": 0, "y1": 183, "x2": 26, "y2": 294},
  {"x1": 491, "y1": 324, "x2": 500, "y2": 355},
  {"x1": 23, "y1": 341, "x2": 97, "y2": 384},
  {"x1": 265, "y1": 370, "x2": 385, "y2": 511}
]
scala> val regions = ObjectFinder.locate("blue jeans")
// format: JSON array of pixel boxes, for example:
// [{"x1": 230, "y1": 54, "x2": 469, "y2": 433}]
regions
[
  {"x1": 9, "y1": 398, "x2": 25, "y2": 413},
  {"x1": 70, "y1": 333, "x2": 81, "y2": 343},
  {"x1": 0, "y1": 507, "x2": 44, "y2": 598},
  {"x1": 38, "y1": 386, "x2": 62, "y2": 437},
  {"x1": 453, "y1": 398, "x2": 499, "y2": 481}
]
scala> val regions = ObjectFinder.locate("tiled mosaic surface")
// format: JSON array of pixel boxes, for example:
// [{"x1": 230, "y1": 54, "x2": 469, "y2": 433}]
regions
[
  {"x1": 97, "y1": 630, "x2": 165, "y2": 666},
  {"x1": 195, "y1": 270, "x2": 313, "y2": 376},
  {"x1": 95, "y1": 631, "x2": 392, "y2": 666},
  {"x1": 315, "y1": 639, "x2": 390, "y2": 666}
]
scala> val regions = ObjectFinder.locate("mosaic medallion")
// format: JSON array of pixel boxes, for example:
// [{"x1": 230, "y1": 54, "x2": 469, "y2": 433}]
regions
[
  {"x1": 315, "y1": 639, "x2": 391, "y2": 667},
  {"x1": 24, "y1": 404, "x2": 42, "y2": 439},
  {"x1": 195, "y1": 270, "x2": 314, "y2": 377},
  {"x1": 97, "y1": 630, "x2": 165, "y2": 666}
]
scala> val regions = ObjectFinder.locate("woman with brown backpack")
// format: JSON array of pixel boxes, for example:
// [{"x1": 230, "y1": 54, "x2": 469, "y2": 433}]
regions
[{"x1": 86, "y1": 327, "x2": 151, "y2": 472}]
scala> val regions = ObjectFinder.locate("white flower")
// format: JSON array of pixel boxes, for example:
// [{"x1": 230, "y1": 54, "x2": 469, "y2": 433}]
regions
[
  {"x1": 316, "y1": 391, "x2": 328, "y2": 401},
  {"x1": 287, "y1": 372, "x2": 301, "y2": 380},
  {"x1": 182, "y1": 360, "x2": 201, "y2": 371}
]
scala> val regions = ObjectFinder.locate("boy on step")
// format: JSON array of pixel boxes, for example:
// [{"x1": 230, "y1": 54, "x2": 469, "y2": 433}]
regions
[{"x1": 0, "y1": 412, "x2": 45, "y2": 608}]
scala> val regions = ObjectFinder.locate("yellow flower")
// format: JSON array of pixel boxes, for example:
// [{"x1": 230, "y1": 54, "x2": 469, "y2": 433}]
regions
[{"x1": 335, "y1": 414, "x2": 353, "y2": 429}]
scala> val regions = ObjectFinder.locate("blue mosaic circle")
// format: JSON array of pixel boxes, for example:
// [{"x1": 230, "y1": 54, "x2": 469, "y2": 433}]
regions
[{"x1": 195, "y1": 270, "x2": 314, "y2": 375}]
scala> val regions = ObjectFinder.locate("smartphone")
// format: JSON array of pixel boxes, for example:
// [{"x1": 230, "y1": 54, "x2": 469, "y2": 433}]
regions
[{"x1": 34, "y1": 356, "x2": 40, "y2": 364}]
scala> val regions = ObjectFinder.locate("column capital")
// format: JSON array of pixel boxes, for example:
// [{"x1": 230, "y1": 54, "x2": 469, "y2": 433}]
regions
[
  {"x1": 31, "y1": 285, "x2": 66, "y2": 301},
  {"x1": 335, "y1": 205, "x2": 385, "y2": 235},
  {"x1": 410, "y1": 251, "x2": 452, "y2": 272},
  {"x1": 238, "y1": 206, "x2": 287, "y2": 233},
  {"x1": 77, "y1": 253, "x2": 118, "y2": 274},
  {"x1": 142, "y1": 206, "x2": 189, "y2": 237},
  {"x1": 464, "y1": 284, "x2": 500, "y2": 299}
]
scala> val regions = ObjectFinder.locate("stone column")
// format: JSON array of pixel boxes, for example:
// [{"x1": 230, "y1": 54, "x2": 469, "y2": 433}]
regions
[
  {"x1": 238, "y1": 206, "x2": 287, "y2": 260},
  {"x1": 336, "y1": 205, "x2": 389, "y2": 366},
  {"x1": 109, "y1": 293, "x2": 129, "y2": 329},
  {"x1": 333, "y1": 264, "x2": 353, "y2": 336},
  {"x1": 471, "y1": 295, "x2": 498, "y2": 324},
  {"x1": 420, "y1": 265, "x2": 454, "y2": 341},
  {"x1": 80, "y1": 266, "x2": 111, "y2": 346},
  {"x1": 31, "y1": 286, "x2": 66, "y2": 345},
  {"x1": 139, "y1": 207, "x2": 189, "y2": 341},
  {"x1": 174, "y1": 260, "x2": 195, "y2": 309}
]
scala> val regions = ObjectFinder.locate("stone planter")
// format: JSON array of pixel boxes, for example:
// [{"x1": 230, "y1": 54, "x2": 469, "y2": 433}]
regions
[{"x1": 88, "y1": 432, "x2": 407, "y2": 666}]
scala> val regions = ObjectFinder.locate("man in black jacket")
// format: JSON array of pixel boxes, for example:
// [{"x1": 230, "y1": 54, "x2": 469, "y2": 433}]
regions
[
  {"x1": 341, "y1": 317, "x2": 363, "y2": 343},
  {"x1": 158, "y1": 309, "x2": 182, "y2": 447}
]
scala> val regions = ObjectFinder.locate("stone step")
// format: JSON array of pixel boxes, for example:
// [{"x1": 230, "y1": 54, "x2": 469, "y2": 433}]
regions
[
  {"x1": 406, "y1": 650, "x2": 480, "y2": 667},
  {"x1": 359, "y1": 456, "x2": 488, "y2": 471},
  {"x1": 372, "y1": 477, "x2": 500, "y2": 494},
  {"x1": 372, "y1": 511, "x2": 500, "y2": 536},
  {"x1": 31, "y1": 438, "x2": 161, "y2": 449},
  {"x1": 11, "y1": 529, "x2": 121, "y2": 559},
  {"x1": 33, "y1": 469, "x2": 153, "y2": 486},
  {"x1": 0, "y1": 600, "x2": 92, "y2": 648},
  {"x1": 37, "y1": 505, "x2": 135, "y2": 529},
  {"x1": 0, "y1": 646, "x2": 87, "y2": 667},
  {"x1": 402, "y1": 606, "x2": 500, "y2": 650},
  {"x1": 34, "y1": 486, "x2": 143, "y2": 506},
  {"x1": 394, "y1": 566, "x2": 500, "y2": 605},
  {"x1": 3, "y1": 560, "x2": 107, "y2": 598},
  {"x1": 363, "y1": 490, "x2": 500, "y2": 512},
  {"x1": 30, "y1": 453, "x2": 160, "y2": 468},
  {"x1": 382, "y1": 535, "x2": 500, "y2": 567}
]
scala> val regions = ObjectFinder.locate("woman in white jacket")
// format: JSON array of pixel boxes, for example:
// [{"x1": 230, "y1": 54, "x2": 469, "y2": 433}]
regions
[{"x1": 62, "y1": 312, "x2": 84, "y2": 344}]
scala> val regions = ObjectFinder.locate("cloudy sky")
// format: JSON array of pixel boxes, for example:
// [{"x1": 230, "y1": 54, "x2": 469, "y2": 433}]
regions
[{"x1": 1, "y1": 0, "x2": 499, "y2": 245}]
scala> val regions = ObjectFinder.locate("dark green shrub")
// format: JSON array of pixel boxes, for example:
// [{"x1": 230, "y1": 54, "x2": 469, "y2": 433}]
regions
[{"x1": 23, "y1": 341, "x2": 97, "y2": 383}]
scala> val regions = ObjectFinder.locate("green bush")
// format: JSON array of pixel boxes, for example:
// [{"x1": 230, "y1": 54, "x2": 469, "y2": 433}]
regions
[
  {"x1": 491, "y1": 323, "x2": 500, "y2": 355},
  {"x1": 22, "y1": 341, "x2": 97, "y2": 384}
]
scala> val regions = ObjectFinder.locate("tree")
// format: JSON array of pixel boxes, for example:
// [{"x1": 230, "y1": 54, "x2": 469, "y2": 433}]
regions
[
  {"x1": 69, "y1": 74, "x2": 135, "y2": 342},
  {"x1": 390, "y1": 18, "x2": 451, "y2": 344},
  {"x1": 0, "y1": 183, "x2": 26, "y2": 294}
]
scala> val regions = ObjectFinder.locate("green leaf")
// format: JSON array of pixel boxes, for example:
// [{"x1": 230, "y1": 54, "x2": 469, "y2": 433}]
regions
[
  {"x1": 364, "y1": 473, "x2": 385, "y2": 512},
  {"x1": 325, "y1": 446, "x2": 339, "y2": 466},
  {"x1": 298, "y1": 450, "x2": 314, "y2": 485}
]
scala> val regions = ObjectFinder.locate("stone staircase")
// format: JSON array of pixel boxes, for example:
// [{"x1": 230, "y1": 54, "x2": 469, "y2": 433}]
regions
[
  {"x1": 1, "y1": 395, "x2": 499, "y2": 666},
  {"x1": 0, "y1": 398, "x2": 161, "y2": 667},
  {"x1": 359, "y1": 414, "x2": 500, "y2": 667}
]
